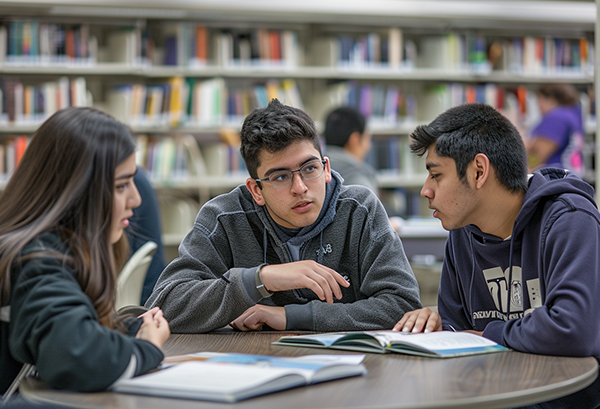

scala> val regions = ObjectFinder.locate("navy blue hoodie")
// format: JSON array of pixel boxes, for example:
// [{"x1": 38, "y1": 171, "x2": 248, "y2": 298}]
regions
[{"x1": 439, "y1": 168, "x2": 600, "y2": 361}]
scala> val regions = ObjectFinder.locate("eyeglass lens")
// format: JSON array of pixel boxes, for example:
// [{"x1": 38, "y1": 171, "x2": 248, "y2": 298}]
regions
[{"x1": 269, "y1": 160, "x2": 324, "y2": 188}]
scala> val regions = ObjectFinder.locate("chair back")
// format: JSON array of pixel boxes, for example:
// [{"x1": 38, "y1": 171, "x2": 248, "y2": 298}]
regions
[{"x1": 115, "y1": 241, "x2": 157, "y2": 310}]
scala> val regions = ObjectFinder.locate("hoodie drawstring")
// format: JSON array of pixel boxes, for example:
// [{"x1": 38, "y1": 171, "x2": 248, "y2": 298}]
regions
[
  {"x1": 263, "y1": 229, "x2": 268, "y2": 264},
  {"x1": 468, "y1": 233, "x2": 476, "y2": 329},
  {"x1": 506, "y1": 237, "x2": 515, "y2": 320},
  {"x1": 318, "y1": 232, "x2": 324, "y2": 264}
]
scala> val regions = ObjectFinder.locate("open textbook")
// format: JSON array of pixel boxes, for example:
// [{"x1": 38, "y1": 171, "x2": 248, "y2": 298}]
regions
[
  {"x1": 274, "y1": 330, "x2": 509, "y2": 358},
  {"x1": 112, "y1": 352, "x2": 367, "y2": 402}
]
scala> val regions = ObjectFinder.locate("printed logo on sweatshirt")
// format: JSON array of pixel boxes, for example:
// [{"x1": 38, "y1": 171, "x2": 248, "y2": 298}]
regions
[
  {"x1": 315, "y1": 243, "x2": 332, "y2": 257},
  {"x1": 482, "y1": 267, "x2": 541, "y2": 315},
  {"x1": 483, "y1": 266, "x2": 523, "y2": 313}
]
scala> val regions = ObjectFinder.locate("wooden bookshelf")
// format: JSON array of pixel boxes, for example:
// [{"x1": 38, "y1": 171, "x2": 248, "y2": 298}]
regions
[{"x1": 0, "y1": 0, "x2": 596, "y2": 244}]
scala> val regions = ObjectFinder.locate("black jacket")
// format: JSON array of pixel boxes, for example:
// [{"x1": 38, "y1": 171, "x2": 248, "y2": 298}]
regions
[{"x1": 1, "y1": 232, "x2": 163, "y2": 394}]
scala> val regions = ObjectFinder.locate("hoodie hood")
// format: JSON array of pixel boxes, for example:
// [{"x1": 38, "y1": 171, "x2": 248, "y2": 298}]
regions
[
  {"x1": 463, "y1": 168, "x2": 596, "y2": 241},
  {"x1": 514, "y1": 168, "x2": 596, "y2": 238}
]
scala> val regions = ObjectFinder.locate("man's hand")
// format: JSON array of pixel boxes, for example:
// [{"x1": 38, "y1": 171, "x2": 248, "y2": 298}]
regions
[
  {"x1": 230, "y1": 305, "x2": 286, "y2": 331},
  {"x1": 392, "y1": 308, "x2": 442, "y2": 333},
  {"x1": 259, "y1": 260, "x2": 350, "y2": 303}
]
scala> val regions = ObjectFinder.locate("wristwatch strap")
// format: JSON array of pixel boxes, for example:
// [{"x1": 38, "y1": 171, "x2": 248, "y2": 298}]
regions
[{"x1": 255, "y1": 264, "x2": 273, "y2": 298}]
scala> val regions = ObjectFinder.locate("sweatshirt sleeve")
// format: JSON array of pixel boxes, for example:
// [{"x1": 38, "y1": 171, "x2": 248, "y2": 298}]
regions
[
  {"x1": 145, "y1": 221, "x2": 263, "y2": 333},
  {"x1": 285, "y1": 199, "x2": 422, "y2": 331},
  {"x1": 482, "y1": 210, "x2": 600, "y2": 357},
  {"x1": 9, "y1": 255, "x2": 163, "y2": 392}
]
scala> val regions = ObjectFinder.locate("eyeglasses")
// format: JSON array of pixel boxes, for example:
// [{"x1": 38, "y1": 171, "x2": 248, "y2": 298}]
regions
[{"x1": 255, "y1": 160, "x2": 327, "y2": 189}]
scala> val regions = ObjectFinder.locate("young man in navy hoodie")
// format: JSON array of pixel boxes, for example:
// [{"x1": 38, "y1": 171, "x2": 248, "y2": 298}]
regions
[{"x1": 393, "y1": 103, "x2": 600, "y2": 408}]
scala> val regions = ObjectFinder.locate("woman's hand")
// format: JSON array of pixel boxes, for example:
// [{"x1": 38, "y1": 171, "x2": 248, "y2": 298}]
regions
[{"x1": 136, "y1": 307, "x2": 170, "y2": 348}]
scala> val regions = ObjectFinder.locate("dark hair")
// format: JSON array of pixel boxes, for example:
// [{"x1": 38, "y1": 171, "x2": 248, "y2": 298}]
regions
[
  {"x1": 538, "y1": 84, "x2": 579, "y2": 106},
  {"x1": 410, "y1": 103, "x2": 528, "y2": 193},
  {"x1": 240, "y1": 99, "x2": 322, "y2": 180},
  {"x1": 0, "y1": 107, "x2": 136, "y2": 329},
  {"x1": 324, "y1": 106, "x2": 366, "y2": 147}
]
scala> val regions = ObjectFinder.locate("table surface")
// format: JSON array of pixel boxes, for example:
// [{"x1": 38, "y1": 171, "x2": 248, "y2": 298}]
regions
[{"x1": 21, "y1": 331, "x2": 598, "y2": 409}]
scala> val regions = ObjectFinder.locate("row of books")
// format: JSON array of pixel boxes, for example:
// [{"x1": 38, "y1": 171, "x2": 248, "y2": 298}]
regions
[
  {"x1": 0, "y1": 20, "x2": 154, "y2": 66},
  {"x1": 213, "y1": 28, "x2": 299, "y2": 68},
  {"x1": 420, "y1": 82, "x2": 594, "y2": 130},
  {"x1": 136, "y1": 135, "x2": 192, "y2": 183},
  {"x1": 108, "y1": 77, "x2": 304, "y2": 128},
  {"x1": 161, "y1": 23, "x2": 208, "y2": 67},
  {"x1": 158, "y1": 24, "x2": 300, "y2": 68},
  {"x1": 501, "y1": 36, "x2": 593, "y2": 74},
  {"x1": 200, "y1": 142, "x2": 246, "y2": 177},
  {"x1": 107, "y1": 26, "x2": 154, "y2": 66},
  {"x1": 0, "y1": 20, "x2": 592, "y2": 75},
  {"x1": 311, "y1": 28, "x2": 412, "y2": 69},
  {"x1": 365, "y1": 137, "x2": 415, "y2": 175},
  {"x1": 0, "y1": 77, "x2": 91, "y2": 124},
  {"x1": 135, "y1": 134, "x2": 246, "y2": 182},
  {"x1": 419, "y1": 33, "x2": 593, "y2": 74},
  {"x1": 0, "y1": 21, "x2": 97, "y2": 65},
  {"x1": 0, "y1": 135, "x2": 29, "y2": 182},
  {"x1": 418, "y1": 33, "x2": 489, "y2": 73},
  {"x1": 310, "y1": 81, "x2": 417, "y2": 129}
]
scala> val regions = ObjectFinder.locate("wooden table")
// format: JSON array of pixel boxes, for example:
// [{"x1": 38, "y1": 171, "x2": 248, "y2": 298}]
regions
[{"x1": 21, "y1": 331, "x2": 598, "y2": 409}]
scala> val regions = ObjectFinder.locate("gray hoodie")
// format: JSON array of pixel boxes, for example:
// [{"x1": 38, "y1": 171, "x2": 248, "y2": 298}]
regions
[{"x1": 146, "y1": 172, "x2": 421, "y2": 332}]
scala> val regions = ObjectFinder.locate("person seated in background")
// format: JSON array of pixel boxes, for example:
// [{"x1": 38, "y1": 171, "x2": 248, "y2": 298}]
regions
[
  {"x1": 526, "y1": 83, "x2": 585, "y2": 177},
  {"x1": 146, "y1": 99, "x2": 421, "y2": 333},
  {"x1": 0, "y1": 107, "x2": 170, "y2": 399},
  {"x1": 323, "y1": 106, "x2": 378, "y2": 193},
  {"x1": 393, "y1": 103, "x2": 600, "y2": 408},
  {"x1": 128, "y1": 167, "x2": 167, "y2": 305}
]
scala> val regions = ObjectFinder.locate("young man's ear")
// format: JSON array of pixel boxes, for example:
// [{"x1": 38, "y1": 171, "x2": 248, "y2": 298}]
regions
[
  {"x1": 246, "y1": 178, "x2": 266, "y2": 206},
  {"x1": 323, "y1": 157, "x2": 332, "y2": 183},
  {"x1": 472, "y1": 153, "x2": 491, "y2": 189}
]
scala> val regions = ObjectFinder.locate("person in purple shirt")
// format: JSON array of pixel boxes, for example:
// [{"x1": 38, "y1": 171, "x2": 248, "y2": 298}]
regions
[{"x1": 527, "y1": 84, "x2": 585, "y2": 176}]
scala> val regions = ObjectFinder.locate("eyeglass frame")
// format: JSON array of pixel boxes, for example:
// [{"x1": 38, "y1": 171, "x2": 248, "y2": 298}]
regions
[{"x1": 254, "y1": 159, "x2": 327, "y2": 189}]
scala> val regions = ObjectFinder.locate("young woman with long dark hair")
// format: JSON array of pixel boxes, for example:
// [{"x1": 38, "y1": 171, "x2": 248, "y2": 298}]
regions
[{"x1": 0, "y1": 107, "x2": 170, "y2": 398}]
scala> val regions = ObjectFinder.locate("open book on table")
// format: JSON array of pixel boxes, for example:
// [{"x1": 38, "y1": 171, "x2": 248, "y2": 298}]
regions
[
  {"x1": 273, "y1": 330, "x2": 509, "y2": 358},
  {"x1": 112, "y1": 352, "x2": 367, "y2": 402}
]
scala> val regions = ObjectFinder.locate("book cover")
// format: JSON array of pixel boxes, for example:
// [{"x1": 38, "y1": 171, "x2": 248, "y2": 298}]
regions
[
  {"x1": 113, "y1": 353, "x2": 366, "y2": 402},
  {"x1": 274, "y1": 330, "x2": 509, "y2": 358}
]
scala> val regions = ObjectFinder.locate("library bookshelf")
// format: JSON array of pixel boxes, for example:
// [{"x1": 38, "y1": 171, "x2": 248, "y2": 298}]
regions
[{"x1": 0, "y1": 0, "x2": 595, "y2": 252}]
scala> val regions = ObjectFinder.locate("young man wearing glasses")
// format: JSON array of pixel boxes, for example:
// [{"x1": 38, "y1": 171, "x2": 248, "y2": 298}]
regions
[{"x1": 146, "y1": 99, "x2": 421, "y2": 333}]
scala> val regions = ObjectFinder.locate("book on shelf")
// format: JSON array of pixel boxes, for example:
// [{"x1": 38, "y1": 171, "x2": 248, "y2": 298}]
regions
[
  {"x1": 309, "y1": 81, "x2": 416, "y2": 130},
  {"x1": 108, "y1": 77, "x2": 303, "y2": 128},
  {"x1": 0, "y1": 77, "x2": 90, "y2": 125},
  {"x1": 106, "y1": 26, "x2": 151, "y2": 66},
  {"x1": 0, "y1": 135, "x2": 30, "y2": 181},
  {"x1": 311, "y1": 27, "x2": 409, "y2": 69},
  {"x1": 364, "y1": 135, "x2": 422, "y2": 177},
  {"x1": 112, "y1": 352, "x2": 367, "y2": 403},
  {"x1": 274, "y1": 330, "x2": 508, "y2": 358},
  {"x1": 136, "y1": 134, "x2": 196, "y2": 182},
  {"x1": 4, "y1": 21, "x2": 97, "y2": 65},
  {"x1": 160, "y1": 22, "x2": 209, "y2": 67},
  {"x1": 214, "y1": 27, "x2": 299, "y2": 68}
]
